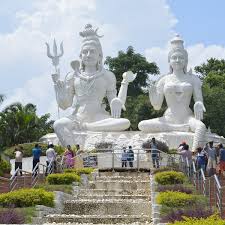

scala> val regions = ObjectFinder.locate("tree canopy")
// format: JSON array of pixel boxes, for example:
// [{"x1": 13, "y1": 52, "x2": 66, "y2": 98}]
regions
[
  {"x1": 0, "y1": 102, "x2": 54, "y2": 148},
  {"x1": 105, "y1": 46, "x2": 159, "y2": 96},
  {"x1": 195, "y1": 58, "x2": 225, "y2": 136}
]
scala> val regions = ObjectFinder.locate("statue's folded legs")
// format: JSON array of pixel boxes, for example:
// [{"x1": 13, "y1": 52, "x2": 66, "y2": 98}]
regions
[
  {"x1": 84, "y1": 118, "x2": 130, "y2": 131},
  {"x1": 54, "y1": 117, "x2": 130, "y2": 146},
  {"x1": 139, "y1": 117, "x2": 206, "y2": 151}
]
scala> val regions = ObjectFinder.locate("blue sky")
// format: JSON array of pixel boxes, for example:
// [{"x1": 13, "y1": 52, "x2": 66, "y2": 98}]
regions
[
  {"x1": 168, "y1": 0, "x2": 225, "y2": 46},
  {"x1": 0, "y1": 0, "x2": 225, "y2": 118}
]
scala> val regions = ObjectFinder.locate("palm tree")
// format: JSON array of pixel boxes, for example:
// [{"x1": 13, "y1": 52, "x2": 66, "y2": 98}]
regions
[
  {"x1": 0, "y1": 94, "x2": 4, "y2": 105},
  {"x1": 0, "y1": 102, "x2": 54, "y2": 147}
]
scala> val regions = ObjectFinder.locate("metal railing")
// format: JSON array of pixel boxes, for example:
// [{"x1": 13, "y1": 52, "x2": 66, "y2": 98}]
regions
[{"x1": 179, "y1": 155, "x2": 224, "y2": 217}]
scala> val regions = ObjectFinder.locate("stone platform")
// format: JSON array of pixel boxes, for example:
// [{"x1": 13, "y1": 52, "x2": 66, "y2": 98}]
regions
[{"x1": 40, "y1": 130, "x2": 225, "y2": 151}]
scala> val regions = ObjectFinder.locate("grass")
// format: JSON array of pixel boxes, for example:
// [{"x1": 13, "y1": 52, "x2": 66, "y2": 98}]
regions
[
  {"x1": 18, "y1": 207, "x2": 36, "y2": 223},
  {"x1": 35, "y1": 183, "x2": 73, "y2": 194}
]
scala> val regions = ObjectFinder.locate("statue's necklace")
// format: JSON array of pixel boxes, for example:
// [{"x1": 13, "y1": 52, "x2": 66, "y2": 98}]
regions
[{"x1": 76, "y1": 69, "x2": 104, "y2": 96}]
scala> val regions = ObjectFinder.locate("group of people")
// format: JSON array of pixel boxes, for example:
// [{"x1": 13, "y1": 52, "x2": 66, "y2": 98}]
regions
[
  {"x1": 121, "y1": 146, "x2": 134, "y2": 168},
  {"x1": 14, "y1": 143, "x2": 80, "y2": 176},
  {"x1": 178, "y1": 141, "x2": 225, "y2": 177}
]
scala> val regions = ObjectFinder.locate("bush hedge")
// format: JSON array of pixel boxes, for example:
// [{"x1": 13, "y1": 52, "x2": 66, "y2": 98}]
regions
[
  {"x1": 168, "y1": 214, "x2": 225, "y2": 225},
  {"x1": 157, "y1": 184, "x2": 193, "y2": 194},
  {"x1": 152, "y1": 166, "x2": 181, "y2": 175},
  {"x1": 156, "y1": 191, "x2": 201, "y2": 208},
  {"x1": 0, "y1": 159, "x2": 11, "y2": 176},
  {"x1": 155, "y1": 171, "x2": 186, "y2": 185},
  {"x1": 0, "y1": 188, "x2": 54, "y2": 207},
  {"x1": 142, "y1": 139, "x2": 169, "y2": 153},
  {"x1": 64, "y1": 168, "x2": 94, "y2": 175},
  {"x1": 162, "y1": 208, "x2": 213, "y2": 223},
  {"x1": 47, "y1": 173, "x2": 80, "y2": 185},
  {"x1": 3, "y1": 142, "x2": 64, "y2": 159}
]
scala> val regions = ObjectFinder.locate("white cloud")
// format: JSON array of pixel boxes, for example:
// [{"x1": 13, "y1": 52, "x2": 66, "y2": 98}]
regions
[
  {"x1": 145, "y1": 42, "x2": 225, "y2": 75},
  {"x1": 0, "y1": 0, "x2": 178, "y2": 119}
]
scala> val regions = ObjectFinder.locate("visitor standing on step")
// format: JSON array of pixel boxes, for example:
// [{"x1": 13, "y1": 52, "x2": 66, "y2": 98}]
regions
[
  {"x1": 46, "y1": 142, "x2": 57, "y2": 175},
  {"x1": 218, "y1": 144, "x2": 225, "y2": 177},
  {"x1": 127, "y1": 146, "x2": 134, "y2": 168},
  {"x1": 64, "y1": 145, "x2": 75, "y2": 168},
  {"x1": 207, "y1": 141, "x2": 217, "y2": 176},
  {"x1": 121, "y1": 147, "x2": 127, "y2": 168},
  {"x1": 32, "y1": 144, "x2": 42, "y2": 176},
  {"x1": 150, "y1": 137, "x2": 160, "y2": 168},
  {"x1": 14, "y1": 146, "x2": 23, "y2": 176},
  {"x1": 196, "y1": 147, "x2": 207, "y2": 172}
]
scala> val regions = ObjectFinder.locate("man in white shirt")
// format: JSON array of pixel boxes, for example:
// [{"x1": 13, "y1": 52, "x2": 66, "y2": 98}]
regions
[
  {"x1": 45, "y1": 143, "x2": 57, "y2": 175},
  {"x1": 14, "y1": 147, "x2": 23, "y2": 176}
]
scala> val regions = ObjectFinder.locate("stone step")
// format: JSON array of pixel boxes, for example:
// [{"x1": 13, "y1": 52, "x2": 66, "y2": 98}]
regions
[
  {"x1": 45, "y1": 214, "x2": 152, "y2": 224},
  {"x1": 78, "y1": 188, "x2": 150, "y2": 196},
  {"x1": 44, "y1": 223, "x2": 152, "y2": 225},
  {"x1": 77, "y1": 194, "x2": 150, "y2": 200},
  {"x1": 64, "y1": 199, "x2": 151, "y2": 215},
  {"x1": 98, "y1": 171, "x2": 150, "y2": 178},
  {"x1": 89, "y1": 181, "x2": 150, "y2": 190},
  {"x1": 95, "y1": 176, "x2": 149, "y2": 182}
]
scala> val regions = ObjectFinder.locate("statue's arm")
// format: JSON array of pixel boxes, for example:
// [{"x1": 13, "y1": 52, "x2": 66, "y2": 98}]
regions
[
  {"x1": 149, "y1": 78, "x2": 164, "y2": 110},
  {"x1": 52, "y1": 72, "x2": 75, "y2": 110},
  {"x1": 192, "y1": 75, "x2": 206, "y2": 120}
]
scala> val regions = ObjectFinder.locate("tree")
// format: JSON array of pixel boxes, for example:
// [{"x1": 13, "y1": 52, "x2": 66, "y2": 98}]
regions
[
  {"x1": 0, "y1": 95, "x2": 4, "y2": 105},
  {"x1": 195, "y1": 58, "x2": 225, "y2": 137},
  {"x1": 105, "y1": 46, "x2": 165, "y2": 130},
  {"x1": 105, "y1": 46, "x2": 159, "y2": 96},
  {"x1": 0, "y1": 102, "x2": 54, "y2": 148}
]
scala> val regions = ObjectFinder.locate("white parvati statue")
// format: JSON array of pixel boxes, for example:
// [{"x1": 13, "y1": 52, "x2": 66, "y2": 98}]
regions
[
  {"x1": 138, "y1": 35, "x2": 206, "y2": 151},
  {"x1": 50, "y1": 24, "x2": 136, "y2": 146}
]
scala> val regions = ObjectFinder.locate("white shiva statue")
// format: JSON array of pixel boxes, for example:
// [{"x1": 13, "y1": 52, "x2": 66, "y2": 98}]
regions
[
  {"x1": 48, "y1": 24, "x2": 136, "y2": 146},
  {"x1": 138, "y1": 35, "x2": 206, "y2": 151}
]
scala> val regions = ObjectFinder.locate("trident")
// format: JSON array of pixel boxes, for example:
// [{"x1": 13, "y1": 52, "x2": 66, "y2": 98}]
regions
[
  {"x1": 46, "y1": 39, "x2": 64, "y2": 74},
  {"x1": 46, "y1": 39, "x2": 64, "y2": 119}
]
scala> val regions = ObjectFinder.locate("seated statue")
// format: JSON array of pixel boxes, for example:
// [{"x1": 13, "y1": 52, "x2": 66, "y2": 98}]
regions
[
  {"x1": 138, "y1": 35, "x2": 206, "y2": 151},
  {"x1": 49, "y1": 24, "x2": 136, "y2": 146}
]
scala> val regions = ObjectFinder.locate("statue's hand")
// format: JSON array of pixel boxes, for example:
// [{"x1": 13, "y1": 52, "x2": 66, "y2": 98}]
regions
[
  {"x1": 52, "y1": 73, "x2": 60, "y2": 84},
  {"x1": 122, "y1": 71, "x2": 137, "y2": 83},
  {"x1": 110, "y1": 97, "x2": 123, "y2": 118},
  {"x1": 194, "y1": 101, "x2": 206, "y2": 121},
  {"x1": 149, "y1": 83, "x2": 157, "y2": 97}
]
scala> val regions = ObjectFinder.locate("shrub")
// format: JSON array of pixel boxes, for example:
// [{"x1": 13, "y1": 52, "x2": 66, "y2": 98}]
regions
[
  {"x1": 142, "y1": 139, "x2": 169, "y2": 153},
  {"x1": 156, "y1": 191, "x2": 201, "y2": 208},
  {"x1": 0, "y1": 207, "x2": 25, "y2": 224},
  {"x1": 3, "y1": 142, "x2": 64, "y2": 159},
  {"x1": 0, "y1": 188, "x2": 54, "y2": 207},
  {"x1": 64, "y1": 168, "x2": 94, "y2": 175},
  {"x1": 168, "y1": 214, "x2": 225, "y2": 225},
  {"x1": 155, "y1": 171, "x2": 185, "y2": 185},
  {"x1": 157, "y1": 185, "x2": 193, "y2": 194},
  {"x1": 0, "y1": 159, "x2": 11, "y2": 176},
  {"x1": 47, "y1": 173, "x2": 80, "y2": 185},
  {"x1": 152, "y1": 166, "x2": 181, "y2": 175},
  {"x1": 162, "y1": 208, "x2": 213, "y2": 223},
  {"x1": 94, "y1": 142, "x2": 113, "y2": 150}
]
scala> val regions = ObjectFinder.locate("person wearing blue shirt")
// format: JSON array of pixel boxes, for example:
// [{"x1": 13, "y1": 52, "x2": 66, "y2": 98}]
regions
[
  {"x1": 219, "y1": 144, "x2": 225, "y2": 176},
  {"x1": 32, "y1": 143, "x2": 42, "y2": 176}
]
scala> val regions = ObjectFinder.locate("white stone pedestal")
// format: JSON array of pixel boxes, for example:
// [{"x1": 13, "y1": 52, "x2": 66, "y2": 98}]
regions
[{"x1": 40, "y1": 130, "x2": 225, "y2": 151}]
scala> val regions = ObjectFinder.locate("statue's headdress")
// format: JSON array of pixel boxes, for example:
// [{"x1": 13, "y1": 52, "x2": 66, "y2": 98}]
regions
[
  {"x1": 168, "y1": 34, "x2": 188, "y2": 73},
  {"x1": 79, "y1": 24, "x2": 103, "y2": 71}
]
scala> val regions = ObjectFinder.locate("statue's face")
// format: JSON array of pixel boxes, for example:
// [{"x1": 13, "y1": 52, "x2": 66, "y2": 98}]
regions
[
  {"x1": 170, "y1": 51, "x2": 186, "y2": 71},
  {"x1": 81, "y1": 44, "x2": 99, "y2": 67}
]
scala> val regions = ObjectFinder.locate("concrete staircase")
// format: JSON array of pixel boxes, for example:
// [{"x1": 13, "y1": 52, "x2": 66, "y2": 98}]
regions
[{"x1": 45, "y1": 171, "x2": 152, "y2": 224}]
